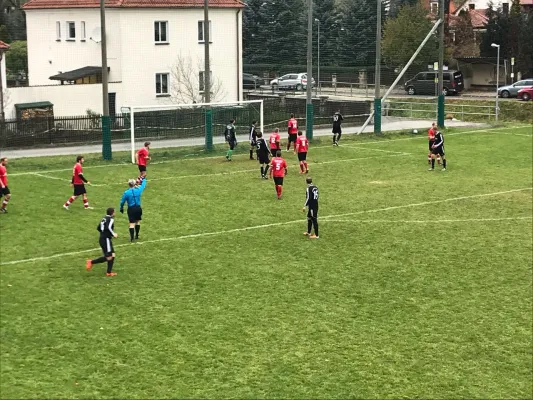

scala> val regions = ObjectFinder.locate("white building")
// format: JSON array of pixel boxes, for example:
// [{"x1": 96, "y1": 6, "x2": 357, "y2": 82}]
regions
[{"x1": 9, "y1": 0, "x2": 244, "y2": 117}]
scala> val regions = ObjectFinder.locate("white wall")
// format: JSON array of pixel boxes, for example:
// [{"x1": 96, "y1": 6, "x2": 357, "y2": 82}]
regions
[
  {"x1": 456, "y1": 0, "x2": 509, "y2": 12},
  {"x1": 1, "y1": 53, "x2": 6, "y2": 90}
]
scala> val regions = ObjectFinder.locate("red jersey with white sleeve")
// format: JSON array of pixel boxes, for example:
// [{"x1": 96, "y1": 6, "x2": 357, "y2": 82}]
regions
[
  {"x1": 72, "y1": 163, "x2": 85, "y2": 185},
  {"x1": 0, "y1": 165, "x2": 7, "y2": 187},
  {"x1": 428, "y1": 128, "x2": 436, "y2": 140},
  {"x1": 295, "y1": 135, "x2": 309, "y2": 153},
  {"x1": 137, "y1": 147, "x2": 149, "y2": 166},
  {"x1": 269, "y1": 132, "x2": 280, "y2": 150},
  {"x1": 271, "y1": 157, "x2": 287, "y2": 177},
  {"x1": 288, "y1": 118, "x2": 298, "y2": 134}
]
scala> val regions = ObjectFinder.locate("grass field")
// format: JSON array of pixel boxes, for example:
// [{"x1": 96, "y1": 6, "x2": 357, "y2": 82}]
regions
[{"x1": 1, "y1": 125, "x2": 532, "y2": 399}]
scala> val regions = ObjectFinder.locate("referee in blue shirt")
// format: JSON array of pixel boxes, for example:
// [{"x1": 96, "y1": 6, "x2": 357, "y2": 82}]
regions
[{"x1": 120, "y1": 177, "x2": 147, "y2": 242}]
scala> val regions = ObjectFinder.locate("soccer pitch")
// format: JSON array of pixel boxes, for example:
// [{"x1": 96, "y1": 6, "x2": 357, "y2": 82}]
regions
[{"x1": 1, "y1": 125, "x2": 532, "y2": 399}]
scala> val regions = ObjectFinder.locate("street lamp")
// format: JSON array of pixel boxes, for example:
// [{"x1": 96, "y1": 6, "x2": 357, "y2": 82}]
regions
[
  {"x1": 314, "y1": 18, "x2": 320, "y2": 95},
  {"x1": 491, "y1": 43, "x2": 500, "y2": 122}
]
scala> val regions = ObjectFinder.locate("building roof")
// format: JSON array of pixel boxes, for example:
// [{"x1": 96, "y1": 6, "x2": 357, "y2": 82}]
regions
[
  {"x1": 0, "y1": 40, "x2": 10, "y2": 50},
  {"x1": 449, "y1": 8, "x2": 488, "y2": 29},
  {"x1": 23, "y1": 0, "x2": 244, "y2": 9},
  {"x1": 455, "y1": 56, "x2": 506, "y2": 66},
  {"x1": 49, "y1": 66, "x2": 108, "y2": 81},
  {"x1": 15, "y1": 101, "x2": 54, "y2": 110}
]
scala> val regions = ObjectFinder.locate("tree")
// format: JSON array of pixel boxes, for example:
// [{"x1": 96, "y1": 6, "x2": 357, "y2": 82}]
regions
[
  {"x1": 5, "y1": 40, "x2": 26, "y2": 74},
  {"x1": 382, "y1": 2, "x2": 439, "y2": 70},
  {"x1": 0, "y1": 25, "x2": 8, "y2": 43},
  {"x1": 313, "y1": 0, "x2": 344, "y2": 66},
  {"x1": 450, "y1": 11, "x2": 479, "y2": 57},
  {"x1": 242, "y1": 0, "x2": 267, "y2": 64}
]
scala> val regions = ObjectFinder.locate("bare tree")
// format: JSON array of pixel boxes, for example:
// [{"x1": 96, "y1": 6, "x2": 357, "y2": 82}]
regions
[{"x1": 170, "y1": 52, "x2": 226, "y2": 104}]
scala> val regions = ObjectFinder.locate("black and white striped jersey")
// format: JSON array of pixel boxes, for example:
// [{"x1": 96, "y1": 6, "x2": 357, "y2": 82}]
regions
[
  {"x1": 97, "y1": 215, "x2": 116, "y2": 239},
  {"x1": 249, "y1": 124, "x2": 257, "y2": 141},
  {"x1": 434, "y1": 131, "x2": 444, "y2": 148},
  {"x1": 304, "y1": 184, "x2": 319, "y2": 208},
  {"x1": 256, "y1": 138, "x2": 271, "y2": 155}
]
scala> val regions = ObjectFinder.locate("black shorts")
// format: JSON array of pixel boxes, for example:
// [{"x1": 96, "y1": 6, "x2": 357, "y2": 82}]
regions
[
  {"x1": 0, "y1": 186, "x2": 10, "y2": 197},
  {"x1": 127, "y1": 205, "x2": 143, "y2": 223},
  {"x1": 73, "y1": 184, "x2": 86, "y2": 196},
  {"x1": 258, "y1": 153, "x2": 270, "y2": 164},
  {"x1": 333, "y1": 126, "x2": 342, "y2": 134},
  {"x1": 432, "y1": 145, "x2": 445, "y2": 157},
  {"x1": 298, "y1": 152, "x2": 307, "y2": 161},
  {"x1": 270, "y1": 148, "x2": 280, "y2": 156},
  {"x1": 428, "y1": 140, "x2": 435, "y2": 151},
  {"x1": 273, "y1": 176, "x2": 284, "y2": 186},
  {"x1": 288, "y1": 133, "x2": 297, "y2": 143},
  {"x1": 138, "y1": 165, "x2": 147, "y2": 173},
  {"x1": 99, "y1": 236, "x2": 114, "y2": 257},
  {"x1": 307, "y1": 206, "x2": 318, "y2": 219},
  {"x1": 250, "y1": 139, "x2": 257, "y2": 147}
]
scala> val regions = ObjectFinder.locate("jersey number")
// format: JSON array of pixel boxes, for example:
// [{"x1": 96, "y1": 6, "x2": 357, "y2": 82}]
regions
[
  {"x1": 275, "y1": 163, "x2": 281, "y2": 171},
  {"x1": 312, "y1": 188, "x2": 318, "y2": 200}
]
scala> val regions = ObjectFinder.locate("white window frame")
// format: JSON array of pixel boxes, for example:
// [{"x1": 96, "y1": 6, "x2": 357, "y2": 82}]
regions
[
  {"x1": 198, "y1": 20, "x2": 212, "y2": 43},
  {"x1": 155, "y1": 72, "x2": 170, "y2": 96},
  {"x1": 430, "y1": 2, "x2": 438, "y2": 14},
  {"x1": 199, "y1": 70, "x2": 213, "y2": 93},
  {"x1": 154, "y1": 21, "x2": 169, "y2": 44},
  {"x1": 66, "y1": 21, "x2": 76, "y2": 40},
  {"x1": 56, "y1": 21, "x2": 61, "y2": 40},
  {"x1": 81, "y1": 21, "x2": 86, "y2": 41}
]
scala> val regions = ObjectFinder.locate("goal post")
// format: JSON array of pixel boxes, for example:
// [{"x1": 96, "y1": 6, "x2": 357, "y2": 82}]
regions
[{"x1": 124, "y1": 100, "x2": 264, "y2": 163}]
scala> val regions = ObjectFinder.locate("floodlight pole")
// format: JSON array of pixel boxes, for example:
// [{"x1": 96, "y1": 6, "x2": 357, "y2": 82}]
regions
[
  {"x1": 374, "y1": 0, "x2": 382, "y2": 135},
  {"x1": 305, "y1": 0, "x2": 313, "y2": 139},
  {"x1": 100, "y1": 0, "x2": 112, "y2": 159},
  {"x1": 204, "y1": 0, "x2": 211, "y2": 104},
  {"x1": 437, "y1": 0, "x2": 445, "y2": 128}
]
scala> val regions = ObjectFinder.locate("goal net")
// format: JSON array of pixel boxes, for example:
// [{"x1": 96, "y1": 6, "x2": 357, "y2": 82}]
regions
[{"x1": 122, "y1": 100, "x2": 263, "y2": 163}]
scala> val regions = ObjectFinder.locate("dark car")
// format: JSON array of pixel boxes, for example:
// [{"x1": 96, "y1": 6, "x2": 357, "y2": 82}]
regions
[
  {"x1": 243, "y1": 73, "x2": 261, "y2": 89},
  {"x1": 404, "y1": 70, "x2": 464, "y2": 96}
]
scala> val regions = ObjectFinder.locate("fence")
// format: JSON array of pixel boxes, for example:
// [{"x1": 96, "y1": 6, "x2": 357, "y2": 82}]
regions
[{"x1": 384, "y1": 100, "x2": 503, "y2": 122}]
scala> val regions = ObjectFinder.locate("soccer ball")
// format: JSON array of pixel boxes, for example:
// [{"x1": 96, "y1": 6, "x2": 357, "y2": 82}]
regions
[{"x1": 412, "y1": 129, "x2": 418, "y2": 134}]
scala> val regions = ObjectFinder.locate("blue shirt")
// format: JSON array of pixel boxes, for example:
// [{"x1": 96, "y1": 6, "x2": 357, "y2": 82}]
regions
[{"x1": 120, "y1": 178, "x2": 147, "y2": 209}]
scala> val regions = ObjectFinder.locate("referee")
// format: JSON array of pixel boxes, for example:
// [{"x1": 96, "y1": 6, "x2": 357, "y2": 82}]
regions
[
  {"x1": 302, "y1": 177, "x2": 319, "y2": 239},
  {"x1": 120, "y1": 177, "x2": 147, "y2": 242}
]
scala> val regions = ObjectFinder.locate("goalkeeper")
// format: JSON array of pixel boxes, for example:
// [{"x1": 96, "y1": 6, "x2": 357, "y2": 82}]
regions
[{"x1": 224, "y1": 119, "x2": 237, "y2": 161}]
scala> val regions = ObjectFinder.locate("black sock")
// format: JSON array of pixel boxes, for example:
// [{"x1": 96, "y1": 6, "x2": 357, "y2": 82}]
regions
[
  {"x1": 308, "y1": 219, "x2": 312, "y2": 234},
  {"x1": 260, "y1": 166, "x2": 264, "y2": 176},
  {"x1": 431, "y1": 158, "x2": 435, "y2": 169},
  {"x1": 337, "y1": 133, "x2": 341, "y2": 142},
  {"x1": 129, "y1": 227, "x2": 135, "y2": 240},
  {"x1": 264, "y1": 165, "x2": 269, "y2": 176},
  {"x1": 107, "y1": 258, "x2": 114, "y2": 273},
  {"x1": 313, "y1": 218, "x2": 319, "y2": 237},
  {"x1": 443, "y1": 159, "x2": 446, "y2": 168},
  {"x1": 250, "y1": 150, "x2": 253, "y2": 158},
  {"x1": 135, "y1": 224, "x2": 140, "y2": 238},
  {"x1": 333, "y1": 135, "x2": 336, "y2": 143},
  {"x1": 91, "y1": 256, "x2": 106, "y2": 264}
]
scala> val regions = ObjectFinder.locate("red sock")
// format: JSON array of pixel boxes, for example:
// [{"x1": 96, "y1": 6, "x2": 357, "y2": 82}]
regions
[
  {"x1": 83, "y1": 198, "x2": 89, "y2": 208},
  {"x1": 279, "y1": 186, "x2": 283, "y2": 198},
  {"x1": 1, "y1": 199, "x2": 8, "y2": 209},
  {"x1": 304, "y1": 162, "x2": 308, "y2": 171},
  {"x1": 300, "y1": 162, "x2": 304, "y2": 172},
  {"x1": 64, "y1": 196, "x2": 76, "y2": 207}
]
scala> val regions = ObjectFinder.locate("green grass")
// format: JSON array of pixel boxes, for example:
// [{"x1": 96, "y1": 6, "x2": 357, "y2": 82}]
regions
[{"x1": 1, "y1": 125, "x2": 532, "y2": 399}]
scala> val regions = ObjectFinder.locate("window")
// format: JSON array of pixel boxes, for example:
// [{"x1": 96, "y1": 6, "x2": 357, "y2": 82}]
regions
[
  {"x1": 502, "y1": 2, "x2": 509, "y2": 13},
  {"x1": 81, "y1": 21, "x2": 86, "y2": 40},
  {"x1": 67, "y1": 21, "x2": 76, "y2": 40},
  {"x1": 199, "y1": 70, "x2": 213, "y2": 92},
  {"x1": 56, "y1": 21, "x2": 61, "y2": 40},
  {"x1": 468, "y1": 3, "x2": 475, "y2": 9},
  {"x1": 154, "y1": 21, "x2": 168, "y2": 43},
  {"x1": 430, "y1": 2, "x2": 438, "y2": 14},
  {"x1": 156, "y1": 73, "x2": 169, "y2": 96},
  {"x1": 197, "y1": 20, "x2": 212, "y2": 42}
]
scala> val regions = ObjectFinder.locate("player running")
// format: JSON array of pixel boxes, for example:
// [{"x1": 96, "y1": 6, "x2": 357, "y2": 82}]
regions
[
  {"x1": 294, "y1": 131, "x2": 309, "y2": 174},
  {"x1": 302, "y1": 177, "x2": 319, "y2": 239},
  {"x1": 287, "y1": 114, "x2": 298, "y2": 151},
  {"x1": 249, "y1": 120, "x2": 258, "y2": 160},
  {"x1": 63, "y1": 156, "x2": 92, "y2": 210},
  {"x1": 120, "y1": 177, "x2": 147, "y2": 242},
  {"x1": 427, "y1": 123, "x2": 441, "y2": 165},
  {"x1": 256, "y1": 132, "x2": 272, "y2": 179},
  {"x1": 429, "y1": 130, "x2": 447, "y2": 171},
  {"x1": 0, "y1": 157, "x2": 11, "y2": 213},
  {"x1": 269, "y1": 128, "x2": 281, "y2": 155},
  {"x1": 136, "y1": 141, "x2": 151, "y2": 182},
  {"x1": 224, "y1": 119, "x2": 237, "y2": 161},
  {"x1": 269, "y1": 150, "x2": 288, "y2": 200},
  {"x1": 86, "y1": 207, "x2": 118, "y2": 276},
  {"x1": 332, "y1": 109, "x2": 344, "y2": 146}
]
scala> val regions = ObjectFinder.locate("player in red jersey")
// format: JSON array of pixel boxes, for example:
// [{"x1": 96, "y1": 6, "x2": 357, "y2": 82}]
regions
[
  {"x1": 63, "y1": 155, "x2": 92, "y2": 210},
  {"x1": 269, "y1": 150, "x2": 288, "y2": 200},
  {"x1": 287, "y1": 113, "x2": 298, "y2": 151},
  {"x1": 0, "y1": 157, "x2": 11, "y2": 213},
  {"x1": 269, "y1": 128, "x2": 281, "y2": 154},
  {"x1": 294, "y1": 131, "x2": 309, "y2": 174},
  {"x1": 427, "y1": 123, "x2": 441, "y2": 165},
  {"x1": 136, "y1": 141, "x2": 151, "y2": 182}
]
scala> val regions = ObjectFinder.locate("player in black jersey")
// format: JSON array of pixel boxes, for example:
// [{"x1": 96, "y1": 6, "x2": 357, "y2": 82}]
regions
[
  {"x1": 86, "y1": 207, "x2": 119, "y2": 276},
  {"x1": 332, "y1": 110, "x2": 344, "y2": 146},
  {"x1": 302, "y1": 177, "x2": 319, "y2": 239},
  {"x1": 256, "y1": 132, "x2": 272, "y2": 179},
  {"x1": 249, "y1": 120, "x2": 258, "y2": 160},
  {"x1": 429, "y1": 130, "x2": 447, "y2": 171}
]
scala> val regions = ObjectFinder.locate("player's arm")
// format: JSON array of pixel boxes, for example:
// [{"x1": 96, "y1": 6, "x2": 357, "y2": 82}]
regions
[
  {"x1": 269, "y1": 162, "x2": 273, "y2": 178},
  {"x1": 137, "y1": 177, "x2": 147, "y2": 193},
  {"x1": 135, "y1": 151, "x2": 139, "y2": 164},
  {"x1": 78, "y1": 172, "x2": 89, "y2": 184},
  {"x1": 108, "y1": 218, "x2": 118, "y2": 238},
  {"x1": 302, "y1": 187, "x2": 310, "y2": 211},
  {"x1": 119, "y1": 191, "x2": 127, "y2": 213},
  {"x1": 283, "y1": 160, "x2": 288, "y2": 175},
  {"x1": 433, "y1": 135, "x2": 443, "y2": 148}
]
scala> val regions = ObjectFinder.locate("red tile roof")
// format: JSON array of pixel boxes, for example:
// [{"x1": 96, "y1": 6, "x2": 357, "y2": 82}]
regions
[
  {"x1": 23, "y1": 0, "x2": 244, "y2": 9},
  {"x1": 449, "y1": 9, "x2": 488, "y2": 29},
  {"x1": 0, "y1": 40, "x2": 10, "y2": 50}
]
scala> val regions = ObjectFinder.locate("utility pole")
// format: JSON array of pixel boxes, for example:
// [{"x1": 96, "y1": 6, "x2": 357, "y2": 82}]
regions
[
  {"x1": 100, "y1": 0, "x2": 111, "y2": 159},
  {"x1": 437, "y1": 0, "x2": 445, "y2": 128},
  {"x1": 374, "y1": 0, "x2": 382, "y2": 135},
  {"x1": 0, "y1": 52, "x2": 5, "y2": 122},
  {"x1": 305, "y1": 0, "x2": 313, "y2": 139}
]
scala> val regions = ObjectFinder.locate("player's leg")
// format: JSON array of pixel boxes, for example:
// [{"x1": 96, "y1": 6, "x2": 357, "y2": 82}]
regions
[
  {"x1": 135, "y1": 207, "x2": 142, "y2": 239},
  {"x1": 82, "y1": 192, "x2": 91, "y2": 209},
  {"x1": 1, "y1": 190, "x2": 11, "y2": 212},
  {"x1": 441, "y1": 149, "x2": 447, "y2": 170},
  {"x1": 250, "y1": 143, "x2": 254, "y2": 160},
  {"x1": 227, "y1": 142, "x2": 234, "y2": 161},
  {"x1": 263, "y1": 161, "x2": 269, "y2": 178},
  {"x1": 307, "y1": 216, "x2": 313, "y2": 235},
  {"x1": 336, "y1": 130, "x2": 341, "y2": 145},
  {"x1": 129, "y1": 222, "x2": 135, "y2": 242},
  {"x1": 87, "y1": 239, "x2": 110, "y2": 271},
  {"x1": 106, "y1": 252, "x2": 116, "y2": 276},
  {"x1": 428, "y1": 141, "x2": 432, "y2": 164},
  {"x1": 64, "y1": 192, "x2": 78, "y2": 209}
]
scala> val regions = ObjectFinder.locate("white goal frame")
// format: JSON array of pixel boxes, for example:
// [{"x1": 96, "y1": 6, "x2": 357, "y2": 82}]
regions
[{"x1": 123, "y1": 100, "x2": 264, "y2": 163}]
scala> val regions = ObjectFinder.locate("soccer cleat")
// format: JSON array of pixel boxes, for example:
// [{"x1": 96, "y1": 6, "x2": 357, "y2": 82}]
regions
[
  {"x1": 441, "y1": 168, "x2": 446, "y2": 171},
  {"x1": 309, "y1": 234, "x2": 319, "y2": 239},
  {"x1": 303, "y1": 232, "x2": 309, "y2": 236},
  {"x1": 0, "y1": 208, "x2": 6, "y2": 213},
  {"x1": 305, "y1": 169, "x2": 309, "y2": 174},
  {"x1": 106, "y1": 272, "x2": 117, "y2": 277},
  {"x1": 84, "y1": 206, "x2": 94, "y2": 210},
  {"x1": 428, "y1": 168, "x2": 434, "y2": 171},
  {"x1": 86, "y1": 259, "x2": 93, "y2": 271},
  {"x1": 63, "y1": 205, "x2": 69, "y2": 210}
]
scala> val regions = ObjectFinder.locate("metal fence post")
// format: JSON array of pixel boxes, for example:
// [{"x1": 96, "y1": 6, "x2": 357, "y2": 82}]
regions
[
  {"x1": 101, "y1": 115, "x2": 112, "y2": 160},
  {"x1": 205, "y1": 108, "x2": 213, "y2": 151}
]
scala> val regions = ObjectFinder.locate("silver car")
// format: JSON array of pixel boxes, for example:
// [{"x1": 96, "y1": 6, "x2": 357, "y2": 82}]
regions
[
  {"x1": 498, "y1": 79, "x2": 533, "y2": 98},
  {"x1": 270, "y1": 73, "x2": 315, "y2": 91}
]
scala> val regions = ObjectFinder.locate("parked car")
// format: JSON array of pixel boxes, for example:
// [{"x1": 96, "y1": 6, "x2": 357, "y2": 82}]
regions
[
  {"x1": 517, "y1": 86, "x2": 533, "y2": 101},
  {"x1": 498, "y1": 79, "x2": 533, "y2": 98},
  {"x1": 243, "y1": 73, "x2": 261, "y2": 89},
  {"x1": 270, "y1": 73, "x2": 315, "y2": 91},
  {"x1": 404, "y1": 70, "x2": 464, "y2": 96}
]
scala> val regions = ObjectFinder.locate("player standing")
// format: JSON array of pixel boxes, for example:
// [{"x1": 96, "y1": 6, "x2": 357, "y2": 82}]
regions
[
  {"x1": 120, "y1": 177, "x2": 147, "y2": 242},
  {"x1": 427, "y1": 123, "x2": 441, "y2": 165},
  {"x1": 294, "y1": 131, "x2": 309, "y2": 174},
  {"x1": 63, "y1": 156, "x2": 92, "y2": 210},
  {"x1": 332, "y1": 109, "x2": 344, "y2": 146},
  {"x1": 0, "y1": 157, "x2": 11, "y2": 213},
  {"x1": 86, "y1": 207, "x2": 118, "y2": 276},
  {"x1": 224, "y1": 119, "x2": 237, "y2": 161},
  {"x1": 269, "y1": 128, "x2": 281, "y2": 155},
  {"x1": 302, "y1": 177, "x2": 319, "y2": 239},
  {"x1": 136, "y1": 141, "x2": 151, "y2": 182},
  {"x1": 256, "y1": 132, "x2": 271, "y2": 179},
  {"x1": 287, "y1": 114, "x2": 298, "y2": 151},
  {"x1": 249, "y1": 120, "x2": 258, "y2": 160},
  {"x1": 269, "y1": 150, "x2": 288, "y2": 200},
  {"x1": 429, "y1": 130, "x2": 447, "y2": 171}
]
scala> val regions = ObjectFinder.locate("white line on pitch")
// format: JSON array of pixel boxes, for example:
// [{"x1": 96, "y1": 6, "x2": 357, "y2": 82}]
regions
[
  {"x1": 32, "y1": 173, "x2": 69, "y2": 182},
  {"x1": 2, "y1": 187, "x2": 531, "y2": 266},
  {"x1": 323, "y1": 217, "x2": 532, "y2": 224}
]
